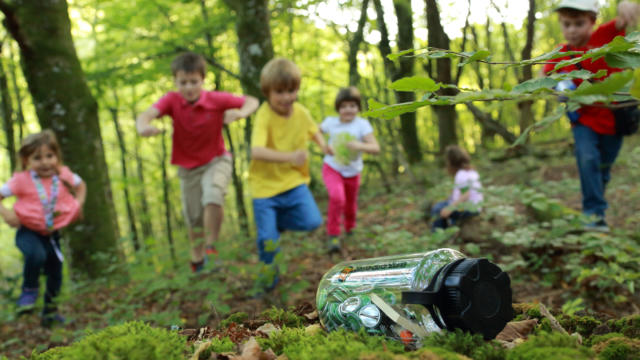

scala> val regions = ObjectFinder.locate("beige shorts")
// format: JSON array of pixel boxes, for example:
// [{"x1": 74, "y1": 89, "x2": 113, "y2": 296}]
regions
[{"x1": 178, "y1": 155, "x2": 233, "y2": 228}]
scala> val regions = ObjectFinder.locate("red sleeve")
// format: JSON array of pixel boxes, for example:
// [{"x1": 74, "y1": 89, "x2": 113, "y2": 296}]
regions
[
  {"x1": 543, "y1": 44, "x2": 570, "y2": 74},
  {"x1": 7, "y1": 171, "x2": 24, "y2": 196},
  {"x1": 153, "y1": 92, "x2": 176, "y2": 117},
  {"x1": 589, "y1": 20, "x2": 625, "y2": 47},
  {"x1": 209, "y1": 91, "x2": 245, "y2": 110},
  {"x1": 58, "y1": 166, "x2": 75, "y2": 185}
]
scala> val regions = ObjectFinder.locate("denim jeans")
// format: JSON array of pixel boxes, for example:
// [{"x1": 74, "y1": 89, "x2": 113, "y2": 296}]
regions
[
  {"x1": 253, "y1": 184, "x2": 323, "y2": 264},
  {"x1": 572, "y1": 124, "x2": 623, "y2": 218},
  {"x1": 15, "y1": 227, "x2": 63, "y2": 313},
  {"x1": 430, "y1": 200, "x2": 477, "y2": 232}
]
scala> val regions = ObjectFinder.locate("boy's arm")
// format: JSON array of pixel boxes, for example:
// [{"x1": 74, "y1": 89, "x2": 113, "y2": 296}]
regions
[
  {"x1": 311, "y1": 131, "x2": 333, "y2": 155},
  {"x1": 616, "y1": 1, "x2": 640, "y2": 30},
  {"x1": 252, "y1": 147, "x2": 308, "y2": 167},
  {"x1": 0, "y1": 196, "x2": 20, "y2": 228},
  {"x1": 223, "y1": 95, "x2": 259, "y2": 124},
  {"x1": 136, "y1": 106, "x2": 163, "y2": 137}
]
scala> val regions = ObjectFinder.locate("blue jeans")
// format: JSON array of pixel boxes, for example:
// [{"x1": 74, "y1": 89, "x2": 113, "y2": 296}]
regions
[
  {"x1": 15, "y1": 227, "x2": 63, "y2": 313},
  {"x1": 431, "y1": 200, "x2": 477, "y2": 232},
  {"x1": 572, "y1": 124, "x2": 623, "y2": 218},
  {"x1": 253, "y1": 184, "x2": 323, "y2": 264}
]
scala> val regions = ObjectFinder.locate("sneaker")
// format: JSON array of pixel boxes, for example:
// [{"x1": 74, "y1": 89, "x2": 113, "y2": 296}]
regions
[
  {"x1": 17, "y1": 288, "x2": 38, "y2": 314},
  {"x1": 41, "y1": 313, "x2": 65, "y2": 328},
  {"x1": 205, "y1": 246, "x2": 218, "y2": 257},
  {"x1": 190, "y1": 260, "x2": 205, "y2": 273},
  {"x1": 584, "y1": 219, "x2": 610, "y2": 233},
  {"x1": 327, "y1": 236, "x2": 341, "y2": 254}
]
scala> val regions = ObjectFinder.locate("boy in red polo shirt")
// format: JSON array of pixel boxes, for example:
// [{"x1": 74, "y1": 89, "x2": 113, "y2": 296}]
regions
[
  {"x1": 543, "y1": 0, "x2": 640, "y2": 232},
  {"x1": 137, "y1": 52, "x2": 258, "y2": 271}
]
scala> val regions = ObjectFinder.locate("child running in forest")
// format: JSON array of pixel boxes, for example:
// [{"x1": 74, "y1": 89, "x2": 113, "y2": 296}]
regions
[
  {"x1": 543, "y1": 0, "x2": 640, "y2": 232},
  {"x1": 0, "y1": 130, "x2": 86, "y2": 327},
  {"x1": 136, "y1": 52, "x2": 259, "y2": 272},
  {"x1": 430, "y1": 145, "x2": 483, "y2": 232},
  {"x1": 249, "y1": 58, "x2": 331, "y2": 293},
  {"x1": 320, "y1": 87, "x2": 379, "y2": 254}
]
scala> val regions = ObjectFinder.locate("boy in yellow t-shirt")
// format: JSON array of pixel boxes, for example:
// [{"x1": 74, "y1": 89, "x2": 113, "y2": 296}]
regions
[{"x1": 250, "y1": 58, "x2": 331, "y2": 292}]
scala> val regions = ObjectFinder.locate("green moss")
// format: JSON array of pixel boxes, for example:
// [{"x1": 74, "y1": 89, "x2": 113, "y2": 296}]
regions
[
  {"x1": 513, "y1": 303, "x2": 542, "y2": 319},
  {"x1": 257, "y1": 327, "x2": 404, "y2": 360},
  {"x1": 608, "y1": 315, "x2": 640, "y2": 339},
  {"x1": 421, "y1": 329, "x2": 505, "y2": 360},
  {"x1": 593, "y1": 337, "x2": 640, "y2": 360},
  {"x1": 558, "y1": 314, "x2": 602, "y2": 337},
  {"x1": 207, "y1": 336, "x2": 235, "y2": 353},
  {"x1": 31, "y1": 321, "x2": 186, "y2": 360},
  {"x1": 586, "y1": 332, "x2": 625, "y2": 347},
  {"x1": 260, "y1": 306, "x2": 305, "y2": 328},
  {"x1": 219, "y1": 312, "x2": 248, "y2": 328},
  {"x1": 506, "y1": 331, "x2": 592, "y2": 360},
  {"x1": 409, "y1": 346, "x2": 471, "y2": 359}
]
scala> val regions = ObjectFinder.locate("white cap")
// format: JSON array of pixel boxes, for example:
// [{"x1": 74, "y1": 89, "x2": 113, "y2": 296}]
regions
[{"x1": 556, "y1": 0, "x2": 599, "y2": 13}]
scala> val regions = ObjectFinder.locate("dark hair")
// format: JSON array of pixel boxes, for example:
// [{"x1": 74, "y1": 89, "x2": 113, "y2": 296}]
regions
[
  {"x1": 557, "y1": 8, "x2": 597, "y2": 22},
  {"x1": 444, "y1": 144, "x2": 471, "y2": 175},
  {"x1": 171, "y1": 52, "x2": 206, "y2": 78},
  {"x1": 334, "y1": 87, "x2": 362, "y2": 112},
  {"x1": 260, "y1": 58, "x2": 301, "y2": 96},
  {"x1": 18, "y1": 130, "x2": 63, "y2": 170}
]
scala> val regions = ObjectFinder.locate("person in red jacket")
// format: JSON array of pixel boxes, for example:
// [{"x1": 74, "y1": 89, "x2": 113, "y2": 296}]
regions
[{"x1": 543, "y1": 0, "x2": 640, "y2": 232}]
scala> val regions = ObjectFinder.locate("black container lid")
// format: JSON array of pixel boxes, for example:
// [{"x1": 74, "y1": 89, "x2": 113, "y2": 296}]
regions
[{"x1": 402, "y1": 258, "x2": 513, "y2": 340}]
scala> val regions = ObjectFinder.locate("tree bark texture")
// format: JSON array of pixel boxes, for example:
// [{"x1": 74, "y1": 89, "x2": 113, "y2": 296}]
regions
[
  {"x1": 0, "y1": 0, "x2": 122, "y2": 278},
  {"x1": 348, "y1": 0, "x2": 370, "y2": 86},
  {"x1": 426, "y1": 0, "x2": 458, "y2": 151},
  {"x1": 0, "y1": 43, "x2": 16, "y2": 173},
  {"x1": 518, "y1": 0, "x2": 536, "y2": 135}
]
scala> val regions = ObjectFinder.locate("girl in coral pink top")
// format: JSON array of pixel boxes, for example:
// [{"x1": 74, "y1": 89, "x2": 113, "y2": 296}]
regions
[{"x1": 0, "y1": 130, "x2": 86, "y2": 327}]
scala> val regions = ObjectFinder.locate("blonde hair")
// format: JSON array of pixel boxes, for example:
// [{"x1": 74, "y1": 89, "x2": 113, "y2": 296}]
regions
[
  {"x1": 444, "y1": 144, "x2": 471, "y2": 176},
  {"x1": 18, "y1": 130, "x2": 63, "y2": 170},
  {"x1": 260, "y1": 58, "x2": 301, "y2": 97},
  {"x1": 334, "y1": 86, "x2": 362, "y2": 111}
]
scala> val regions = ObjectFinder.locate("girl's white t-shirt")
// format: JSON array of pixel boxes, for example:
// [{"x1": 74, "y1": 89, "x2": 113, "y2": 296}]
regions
[
  {"x1": 320, "y1": 116, "x2": 374, "y2": 178},
  {"x1": 450, "y1": 169, "x2": 483, "y2": 205}
]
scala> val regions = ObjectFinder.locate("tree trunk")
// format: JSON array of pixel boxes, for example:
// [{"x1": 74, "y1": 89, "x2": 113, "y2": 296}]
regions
[
  {"x1": 221, "y1": 0, "x2": 274, "y2": 148},
  {"x1": 0, "y1": 42, "x2": 16, "y2": 172},
  {"x1": 6, "y1": 42, "x2": 25, "y2": 143},
  {"x1": 372, "y1": 0, "x2": 421, "y2": 163},
  {"x1": 518, "y1": 0, "x2": 537, "y2": 135},
  {"x1": 348, "y1": 0, "x2": 370, "y2": 86},
  {"x1": 0, "y1": 0, "x2": 122, "y2": 278},
  {"x1": 426, "y1": 0, "x2": 458, "y2": 151},
  {"x1": 161, "y1": 128, "x2": 177, "y2": 265},
  {"x1": 108, "y1": 96, "x2": 140, "y2": 252}
]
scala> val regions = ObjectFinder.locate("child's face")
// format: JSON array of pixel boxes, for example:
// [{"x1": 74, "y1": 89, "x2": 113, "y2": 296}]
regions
[
  {"x1": 174, "y1": 70, "x2": 204, "y2": 103},
  {"x1": 268, "y1": 87, "x2": 298, "y2": 116},
  {"x1": 26, "y1": 145, "x2": 59, "y2": 178},
  {"x1": 559, "y1": 12, "x2": 595, "y2": 47},
  {"x1": 338, "y1": 101, "x2": 359, "y2": 122}
]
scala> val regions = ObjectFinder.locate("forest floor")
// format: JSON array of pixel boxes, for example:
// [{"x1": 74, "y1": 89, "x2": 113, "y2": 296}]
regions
[{"x1": 2, "y1": 138, "x2": 640, "y2": 358}]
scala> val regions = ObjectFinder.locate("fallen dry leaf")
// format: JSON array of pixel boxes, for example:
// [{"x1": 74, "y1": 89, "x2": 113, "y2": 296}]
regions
[
  {"x1": 231, "y1": 337, "x2": 277, "y2": 360},
  {"x1": 496, "y1": 319, "x2": 538, "y2": 342}
]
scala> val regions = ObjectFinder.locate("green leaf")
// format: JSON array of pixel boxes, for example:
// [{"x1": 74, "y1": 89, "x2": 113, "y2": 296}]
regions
[
  {"x1": 458, "y1": 50, "x2": 490, "y2": 67},
  {"x1": 512, "y1": 78, "x2": 558, "y2": 94},
  {"x1": 387, "y1": 48, "x2": 415, "y2": 61},
  {"x1": 362, "y1": 100, "x2": 431, "y2": 119},
  {"x1": 549, "y1": 69, "x2": 600, "y2": 80},
  {"x1": 389, "y1": 76, "x2": 440, "y2": 92},
  {"x1": 630, "y1": 68, "x2": 640, "y2": 99},
  {"x1": 604, "y1": 52, "x2": 640, "y2": 68},
  {"x1": 572, "y1": 70, "x2": 634, "y2": 96},
  {"x1": 367, "y1": 98, "x2": 387, "y2": 110}
]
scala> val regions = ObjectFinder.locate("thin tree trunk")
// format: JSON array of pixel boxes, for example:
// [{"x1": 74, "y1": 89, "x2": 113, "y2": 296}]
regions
[
  {"x1": 6, "y1": 42, "x2": 24, "y2": 143},
  {"x1": 518, "y1": 0, "x2": 537, "y2": 135},
  {"x1": 0, "y1": 42, "x2": 16, "y2": 172},
  {"x1": 109, "y1": 92, "x2": 140, "y2": 252},
  {"x1": 348, "y1": 0, "x2": 370, "y2": 86},
  {"x1": 426, "y1": 0, "x2": 458, "y2": 151},
  {"x1": 0, "y1": 0, "x2": 122, "y2": 278},
  {"x1": 161, "y1": 127, "x2": 177, "y2": 265}
]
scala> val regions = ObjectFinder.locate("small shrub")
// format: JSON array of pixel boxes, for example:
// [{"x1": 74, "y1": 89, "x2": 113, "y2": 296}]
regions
[
  {"x1": 220, "y1": 312, "x2": 248, "y2": 328},
  {"x1": 31, "y1": 321, "x2": 186, "y2": 360}
]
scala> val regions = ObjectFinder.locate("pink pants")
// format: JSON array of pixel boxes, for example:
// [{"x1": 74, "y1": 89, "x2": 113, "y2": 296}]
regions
[{"x1": 322, "y1": 163, "x2": 361, "y2": 236}]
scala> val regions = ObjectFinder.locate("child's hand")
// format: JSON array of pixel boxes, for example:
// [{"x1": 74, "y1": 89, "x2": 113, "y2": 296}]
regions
[
  {"x1": 323, "y1": 144, "x2": 335, "y2": 156},
  {"x1": 290, "y1": 150, "x2": 308, "y2": 167},
  {"x1": 345, "y1": 140, "x2": 362, "y2": 151},
  {"x1": 617, "y1": 1, "x2": 640, "y2": 29},
  {"x1": 2, "y1": 210, "x2": 20, "y2": 228},
  {"x1": 138, "y1": 124, "x2": 163, "y2": 137},
  {"x1": 223, "y1": 109, "x2": 243, "y2": 124},
  {"x1": 439, "y1": 207, "x2": 452, "y2": 219}
]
